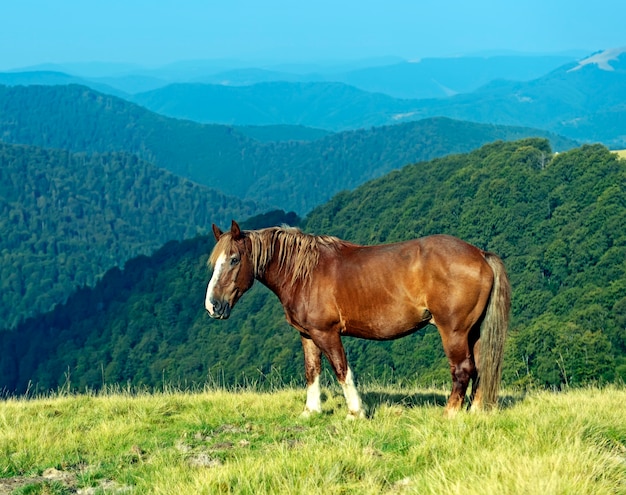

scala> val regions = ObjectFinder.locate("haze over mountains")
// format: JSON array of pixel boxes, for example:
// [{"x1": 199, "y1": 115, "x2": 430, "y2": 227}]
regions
[
  {"x1": 3, "y1": 53, "x2": 577, "y2": 97},
  {"x1": 3, "y1": 49, "x2": 625, "y2": 147},
  {"x1": 129, "y1": 48, "x2": 626, "y2": 147}
]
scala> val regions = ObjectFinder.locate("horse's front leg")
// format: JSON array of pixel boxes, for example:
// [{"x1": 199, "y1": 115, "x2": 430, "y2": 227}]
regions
[
  {"x1": 311, "y1": 330, "x2": 365, "y2": 419},
  {"x1": 300, "y1": 334, "x2": 322, "y2": 417}
]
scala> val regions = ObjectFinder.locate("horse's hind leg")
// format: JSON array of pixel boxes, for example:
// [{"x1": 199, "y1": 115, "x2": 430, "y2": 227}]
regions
[
  {"x1": 443, "y1": 335, "x2": 476, "y2": 418},
  {"x1": 445, "y1": 356, "x2": 475, "y2": 417},
  {"x1": 300, "y1": 335, "x2": 322, "y2": 417}
]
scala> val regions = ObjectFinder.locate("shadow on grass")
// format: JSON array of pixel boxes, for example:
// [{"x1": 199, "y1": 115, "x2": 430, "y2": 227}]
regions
[
  {"x1": 362, "y1": 390, "x2": 447, "y2": 416},
  {"x1": 361, "y1": 389, "x2": 524, "y2": 417}
]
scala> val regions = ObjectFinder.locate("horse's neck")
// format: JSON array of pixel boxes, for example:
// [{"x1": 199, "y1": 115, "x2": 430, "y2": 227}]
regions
[
  {"x1": 254, "y1": 257, "x2": 292, "y2": 305},
  {"x1": 255, "y1": 235, "x2": 309, "y2": 302}
]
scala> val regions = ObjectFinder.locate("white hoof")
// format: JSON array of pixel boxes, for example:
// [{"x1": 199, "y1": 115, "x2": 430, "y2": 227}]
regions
[
  {"x1": 300, "y1": 408, "x2": 321, "y2": 419},
  {"x1": 346, "y1": 409, "x2": 366, "y2": 420},
  {"x1": 443, "y1": 407, "x2": 459, "y2": 419}
]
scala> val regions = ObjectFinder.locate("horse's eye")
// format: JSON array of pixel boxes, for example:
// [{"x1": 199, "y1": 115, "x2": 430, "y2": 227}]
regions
[{"x1": 230, "y1": 256, "x2": 240, "y2": 266}]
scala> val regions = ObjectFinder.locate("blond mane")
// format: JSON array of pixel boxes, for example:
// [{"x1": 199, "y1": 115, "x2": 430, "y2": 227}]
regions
[{"x1": 209, "y1": 226, "x2": 346, "y2": 287}]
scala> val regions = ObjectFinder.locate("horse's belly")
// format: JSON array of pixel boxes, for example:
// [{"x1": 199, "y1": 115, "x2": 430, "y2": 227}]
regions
[{"x1": 341, "y1": 307, "x2": 432, "y2": 340}]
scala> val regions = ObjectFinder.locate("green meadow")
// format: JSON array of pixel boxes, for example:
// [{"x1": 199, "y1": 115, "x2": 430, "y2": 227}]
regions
[{"x1": 1, "y1": 385, "x2": 625, "y2": 494}]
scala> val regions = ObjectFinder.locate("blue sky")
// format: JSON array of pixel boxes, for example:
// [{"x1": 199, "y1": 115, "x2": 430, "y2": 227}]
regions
[{"x1": 2, "y1": 0, "x2": 625, "y2": 70}]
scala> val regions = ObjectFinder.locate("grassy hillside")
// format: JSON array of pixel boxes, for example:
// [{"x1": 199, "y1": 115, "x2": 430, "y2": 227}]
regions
[
  {"x1": 0, "y1": 84, "x2": 577, "y2": 214},
  {"x1": 0, "y1": 386, "x2": 624, "y2": 494}
]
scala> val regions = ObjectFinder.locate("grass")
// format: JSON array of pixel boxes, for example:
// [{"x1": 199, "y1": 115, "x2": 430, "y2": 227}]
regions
[{"x1": 0, "y1": 384, "x2": 625, "y2": 494}]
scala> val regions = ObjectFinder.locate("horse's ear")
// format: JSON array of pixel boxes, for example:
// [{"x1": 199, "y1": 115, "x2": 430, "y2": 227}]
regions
[
  {"x1": 212, "y1": 224, "x2": 223, "y2": 241},
  {"x1": 231, "y1": 220, "x2": 242, "y2": 240}
]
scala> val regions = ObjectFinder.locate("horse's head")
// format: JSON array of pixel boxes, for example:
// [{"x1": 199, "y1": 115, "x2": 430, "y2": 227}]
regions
[{"x1": 205, "y1": 221, "x2": 255, "y2": 319}]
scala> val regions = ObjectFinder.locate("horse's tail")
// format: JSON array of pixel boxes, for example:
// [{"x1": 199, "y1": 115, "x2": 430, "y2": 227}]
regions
[{"x1": 479, "y1": 252, "x2": 511, "y2": 409}]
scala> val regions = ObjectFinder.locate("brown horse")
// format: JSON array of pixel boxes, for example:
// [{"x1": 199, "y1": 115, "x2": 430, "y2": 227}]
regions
[{"x1": 206, "y1": 221, "x2": 510, "y2": 418}]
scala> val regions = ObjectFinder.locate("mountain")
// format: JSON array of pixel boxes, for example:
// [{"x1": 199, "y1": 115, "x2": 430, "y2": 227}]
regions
[
  {"x1": 1, "y1": 140, "x2": 624, "y2": 393},
  {"x1": 234, "y1": 117, "x2": 577, "y2": 214},
  {"x1": 128, "y1": 48, "x2": 626, "y2": 147},
  {"x1": 233, "y1": 125, "x2": 332, "y2": 142},
  {"x1": 0, "y1": 83, "x2": 270, "y2": 203},
  {"x1": 182, "y1": 55, "x2": 575, "y2": 99},
  {"x1": 8, "y1": 54, "x2": 575, "y2": 97},
  {"x1": 130, "y1": 81, "x2": 407, "y2": 130},
  {"x1": 0, "y1": 142, "x2": 262, "y2": 329},
  {"x1": 409, "y1": 48, "x2": 626, "y2": 148},
  {"x1": 333, "y1": 55, "x2": 577, "y2": 99},
  {"x1": 0, "y1": 84, "x2": 577, "y2": 214}
]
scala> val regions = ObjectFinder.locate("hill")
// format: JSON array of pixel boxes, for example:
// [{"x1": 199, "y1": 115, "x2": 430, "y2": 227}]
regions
[
  {"x1": 0, "y1": 387, "x2": 624, "y2": 494},
  {"x1": 0, "y1": 84, "x2": 577, "y2": 214},
  {"x1": 128, "y1": 48, "x2": 626, "y2": 147},
  {"x1": 0, "y1": 142, "x2": 261, "y2": 329},
  {"x1": 1, "y1": 139, "x2": 623, "y2": 394},
  {"x1": 131, "y1": 81, "x2": 406, "y2": 130}
]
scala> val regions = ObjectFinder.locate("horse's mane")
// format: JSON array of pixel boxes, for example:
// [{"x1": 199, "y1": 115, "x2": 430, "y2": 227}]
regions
[{"x1": 210, "y1": 226, "x2": 348, "y2": 287}]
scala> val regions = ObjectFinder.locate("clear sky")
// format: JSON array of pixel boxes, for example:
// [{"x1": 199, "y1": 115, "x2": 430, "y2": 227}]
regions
[{"x1": 2, "y1": 0, "x2": 625, "y2": 71}]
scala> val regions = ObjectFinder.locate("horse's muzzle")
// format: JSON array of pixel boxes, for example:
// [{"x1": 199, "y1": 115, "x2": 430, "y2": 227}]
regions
[{"x1": 208, "y1": 299, "x2": 231, "y2": 319}]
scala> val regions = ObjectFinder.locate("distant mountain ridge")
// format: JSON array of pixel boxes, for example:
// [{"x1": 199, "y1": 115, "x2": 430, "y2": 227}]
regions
[
  {"x1": 411, "y1": 48, "x2": 626, "y2": 147},
  {"x1": 5, "y1": 50, "x2": 621, "y2": 146},
  {"x1": 126, "y1": 48, "x2": 626, "y2": 147},
  {"x1": 0, "y1": 84, "x2": 578, "y2": 214},
  {"x1": 5, "y1": 53, "x2": 576, "y2": 97},
  {"x1": 0, "y1": 70, "x2": 127, "y2": 97}
]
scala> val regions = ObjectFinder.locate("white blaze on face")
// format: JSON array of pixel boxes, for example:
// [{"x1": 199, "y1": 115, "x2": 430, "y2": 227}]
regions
[{"x1": 205, "y1": 252, "x2": 227, "y2": 316}]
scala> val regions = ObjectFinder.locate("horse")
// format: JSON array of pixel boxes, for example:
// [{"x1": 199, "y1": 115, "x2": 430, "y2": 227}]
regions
[{"x1": 205, "y1": 221, "x2": 510, "y2": 419}]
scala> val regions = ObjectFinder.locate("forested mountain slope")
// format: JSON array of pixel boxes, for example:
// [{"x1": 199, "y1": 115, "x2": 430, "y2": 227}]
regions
[
  {"x1": 1, "y1": 140, "x2": 623, "y2": 393},
  {"x1": 0, "y1": 86, "x2": 575, "y2": 213},
  {"x1": 0, "y1": 84, "x2": 259, "y2": 192},
  {"x1": 235, "y1": 118, "x2": 577, "y2": 214},
  {"x1": 0, "y1": 142, "x2": 261, "y2": 328},
  {"x1": 0, "y1": 84, "x2": 576, "y2": 213}
]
